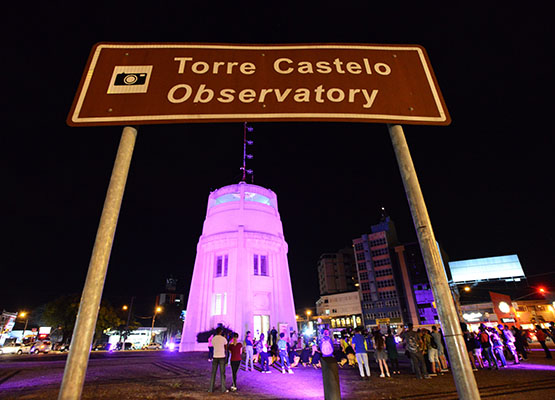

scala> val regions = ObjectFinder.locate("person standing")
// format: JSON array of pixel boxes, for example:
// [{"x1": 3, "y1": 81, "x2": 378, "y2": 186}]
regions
[
  {"x1": 535, "y1": 325, "x2": 553, "y2": 359},
  {"x1": 498, "y1": 324, "x2": 519, "y2": 364},
  {"x1": 431, "y1": 326, "x2": 449, "y2": 371},
  {"x1": 228, "y1": 333, "x2": 243, "y2": 392},
  {"x1": 278, "y1": 332, "x2": 294, "y2": 374},
  {"x1": 488, "y1": 328, "x2": 507, "y2": 367},
  {"x1": 385, "y1": 328, "x2": 400, "y2": 374},
  {"x1": 479, "y1": 325, "x2": 498, "y2": 369},
  {"x1": 256, "y1": 333, "x2": 271, "y2": 373},
  {"x1": 352, "y1": 327, "x2": 371, "y2": 379},
  {"x1": 244, "y1": 331, "x2": 254, "y2": 371},
  {"x1": 511, "y1": 326, "x2": 527, "y2": 360},
  {"x1": 401, "y1": 323, "x2": 430, "y2": 379},
  {"x1": 426, "y1": 329, "x2": 441, "y2": 376},
  {"x1": 208, "y1": 327, "x2": 228, "y2": 393},
  {"x1": 270, "y1": 327, "x2": 278, "y2": 347},
  {"x1": 207, "y1": 333, "x2": 214, "y2": 362},
  {"x1": 373, "y1": 330, "x2": 390, "y2": 378},
  {"x1": 462, "y1": 327, "x2": 478, "y2": 371}
]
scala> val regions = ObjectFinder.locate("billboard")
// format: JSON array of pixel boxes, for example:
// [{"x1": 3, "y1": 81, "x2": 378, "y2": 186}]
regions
[
  {"x1": 448, "y1": 255, "x2": 525, "y2": 283},
  {"x1": 68, "y1": 43, "x2": 450, "y2": 126}
]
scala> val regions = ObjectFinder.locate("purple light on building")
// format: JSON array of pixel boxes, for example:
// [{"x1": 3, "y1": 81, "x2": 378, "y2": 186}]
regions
[
  {"x1": 179, "y1": 182, "x2": 296, "y2": 351},
  {"x1": 414, "y1": 284, "x2": 439, "y2": 325}
]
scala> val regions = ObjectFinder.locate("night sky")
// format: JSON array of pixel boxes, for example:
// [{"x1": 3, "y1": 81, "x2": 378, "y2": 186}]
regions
[{"x1": 2, "y1": 4, "x2": 553, "y2": 318}]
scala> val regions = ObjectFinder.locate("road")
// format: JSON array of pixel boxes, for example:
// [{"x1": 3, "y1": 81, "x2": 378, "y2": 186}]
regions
[{"x1": 1, "y1": 346, "x2": 554, "y2": 399}]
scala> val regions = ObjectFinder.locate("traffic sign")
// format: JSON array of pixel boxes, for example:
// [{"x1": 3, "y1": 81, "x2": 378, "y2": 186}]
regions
[{"x1": 68, "y1": 43, "x2": 450, "y2": 126}]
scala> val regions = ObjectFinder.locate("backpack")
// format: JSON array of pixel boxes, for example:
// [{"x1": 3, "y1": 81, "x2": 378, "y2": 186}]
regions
[
  {"x1": 407, "y1": 334, "x2": 420, "y2": 353},
  {"x1": 480, "y1": 332, "x2": 491, "y2": 347},
  {"x1": 321, "y1": 337, "x2": 333, "y2": 356}
]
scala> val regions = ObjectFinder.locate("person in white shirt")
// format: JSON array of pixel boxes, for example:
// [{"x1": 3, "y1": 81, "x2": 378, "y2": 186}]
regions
[{"x1": 208, "y1": 327, "x2": 229, "y2": 393}]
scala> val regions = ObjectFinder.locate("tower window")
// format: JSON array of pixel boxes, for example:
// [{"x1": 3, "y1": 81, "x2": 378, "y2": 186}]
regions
[
  {"x1": 254, "y1": 254, "x2": 269, "y2": 276},
  {"x1": 211, "y1": 293, "x2": 227, "y2": 315},
  {"x1": 215, "y1": 255, "x2": 229, "y2": 277}
]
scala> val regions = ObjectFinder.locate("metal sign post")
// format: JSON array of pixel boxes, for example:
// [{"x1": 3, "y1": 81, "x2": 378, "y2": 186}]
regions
[
  {"x1": 58, "y1": 126, "x2": 137, "y2": 400},
  {"x1": 388, "y1": 123, "x2": 480, "y2": 400}
]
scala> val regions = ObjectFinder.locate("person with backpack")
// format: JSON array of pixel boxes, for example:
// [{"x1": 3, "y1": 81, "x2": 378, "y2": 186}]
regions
[
  {"x1": 352, "y1": 327, "x2": 371, "y2": 379},
  {"x1": 401, "y1": 323, "x2": 430, "y2": 379},
  {"x1": 320, "y1": 329, "x2": 335, "y2": 358},
  {"x1": 432, "y1": 326, "x2": 449, "y2": 371},
  {"x1": 426, "y1": 329, "x2": 441, "y2": 375},
  {"x1": 479, "y1": 325, "x2": 498, "y2": 369}
]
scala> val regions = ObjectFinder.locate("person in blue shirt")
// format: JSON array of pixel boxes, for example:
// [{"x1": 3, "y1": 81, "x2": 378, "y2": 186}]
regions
[
  {"x1": 277, "y1": 332, "x2": 293, "y2": 374},
  {"x1": 352, "y1": 327, "x2": 371, "y2": 379},
  {"x1": 244, "y1": 331, "x2": 254, "y2": 371}
]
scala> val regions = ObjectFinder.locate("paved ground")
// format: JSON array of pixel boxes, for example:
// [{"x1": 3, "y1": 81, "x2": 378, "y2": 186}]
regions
[{"x1": 0, "y1": 345, "x2": 554, "y2": 399}]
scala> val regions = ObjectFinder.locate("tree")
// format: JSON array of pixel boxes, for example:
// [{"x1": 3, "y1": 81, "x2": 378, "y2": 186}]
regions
[{"x1": 40, "y1": 295, "x2": 125, "y2": 344}]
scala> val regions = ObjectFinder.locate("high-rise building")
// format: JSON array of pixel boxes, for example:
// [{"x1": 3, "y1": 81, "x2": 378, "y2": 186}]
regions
[
  {"x1": 317, "y1": 247, "x2": 357, "y2": 295},
  {"x1": 353, "y1": 216, "x2": 403, "y2": 327},
  {"x1": 179, "y1": 182, "x2": 296, "y2": 351}
]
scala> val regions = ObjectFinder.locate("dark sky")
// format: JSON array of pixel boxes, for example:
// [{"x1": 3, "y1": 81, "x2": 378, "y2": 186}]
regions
[{"x1": 2, "y1": 4, "x2": 553, "y2": 317}]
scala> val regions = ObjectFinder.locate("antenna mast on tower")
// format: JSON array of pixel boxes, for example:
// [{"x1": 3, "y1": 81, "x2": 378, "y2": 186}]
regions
[{"x1": 241, "y1": 122, "x2": 254, "y2": 183}]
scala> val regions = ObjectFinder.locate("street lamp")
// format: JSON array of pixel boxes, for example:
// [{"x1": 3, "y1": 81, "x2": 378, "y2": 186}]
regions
[
  {"x1": 150, "y1": 306, "x2": 162, "y2": 344},
  {"x1": 19, "y1": 311, "x2": 29, "y2": 339},
  {"x1": 306, "y1": 309, "x2": 312, "y2": 322}
]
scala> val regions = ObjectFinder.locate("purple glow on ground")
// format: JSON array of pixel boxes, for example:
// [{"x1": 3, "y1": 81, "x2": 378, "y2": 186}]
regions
[{"x1": 509, "y1": 362, "x2": 555, "y2": 371}]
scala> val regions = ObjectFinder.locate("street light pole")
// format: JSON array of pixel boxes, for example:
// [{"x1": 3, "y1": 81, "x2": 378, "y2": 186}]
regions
[
  {"x1": 150, "y1": 307, "x2": 162, "y2": 344},
  {"x1": 388, "y1": 124, "x2": 480, "y2": 400},
  {"x1": 124, "y1": 296, "x2": 134, "y2": 343},
  {"x1": 19, "y1": 312, "x2": 29, "y2": 339}
]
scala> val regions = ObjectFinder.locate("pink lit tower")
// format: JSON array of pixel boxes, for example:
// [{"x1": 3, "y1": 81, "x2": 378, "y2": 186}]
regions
[{"x1": 179, "y1": 126, "x2": 296, "y2": 352}]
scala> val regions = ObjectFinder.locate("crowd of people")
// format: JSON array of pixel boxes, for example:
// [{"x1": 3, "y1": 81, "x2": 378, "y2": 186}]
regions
[
  {"x1": 206, "y1": 321, "x2": 555, "y2": 392},
  {"x1": 462, "y1": 322, "x2": 554, "y2": 370}
]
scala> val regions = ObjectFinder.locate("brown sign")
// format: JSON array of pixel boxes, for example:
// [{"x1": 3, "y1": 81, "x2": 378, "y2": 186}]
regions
[{"x1": 68, "y1": 43, "x2": 450, "y2": 126}]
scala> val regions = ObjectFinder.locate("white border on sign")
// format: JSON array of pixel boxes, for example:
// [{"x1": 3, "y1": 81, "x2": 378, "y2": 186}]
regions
[{"x1": 72, "y1": 44, "x2": 448, "y2": 124}]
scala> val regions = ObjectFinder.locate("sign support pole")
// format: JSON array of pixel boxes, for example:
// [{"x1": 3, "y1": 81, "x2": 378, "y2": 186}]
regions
[
  {"x1": 388, "y1": 124, "x2": 480, "y2": 400},
  {"x1": 58, "y1": 126, "x2": 138, "y2": 400}
]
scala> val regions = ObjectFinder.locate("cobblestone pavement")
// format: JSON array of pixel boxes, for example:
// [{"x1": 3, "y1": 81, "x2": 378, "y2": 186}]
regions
[{"x1": 0, "y1": 344, "x2": 554, "y2": 399}]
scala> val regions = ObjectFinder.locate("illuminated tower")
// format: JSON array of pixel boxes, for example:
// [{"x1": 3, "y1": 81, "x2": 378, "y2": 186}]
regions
[{"x1": 179, "y1": 181, "x2": 296, "y2": 351}]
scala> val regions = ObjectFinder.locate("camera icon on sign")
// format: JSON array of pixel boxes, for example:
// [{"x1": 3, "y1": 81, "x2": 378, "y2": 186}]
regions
[
  {"x1": 108, "y1": 65, "x2": 153, "y2": 94},
  {"x1": 114, "y1": 72, "x2": 147, "y2": 86}
]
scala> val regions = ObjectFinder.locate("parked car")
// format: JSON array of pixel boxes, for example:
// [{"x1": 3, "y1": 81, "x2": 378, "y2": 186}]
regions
[
  {"x1": 52, "y1": 342, "x2": 70, "y2": 352},
  {"x1": 93, "y1": 343, "x2": 112, "y2": 351},
  {"x1": 0, "y1": 342, "x2": 32, "y2": 355},
  {"x1": 143, "y1": 342, "x2": 162, "y2": 350},
  {"x1": 30, "y1": 340, "x2": 52, "y2": 354}
]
